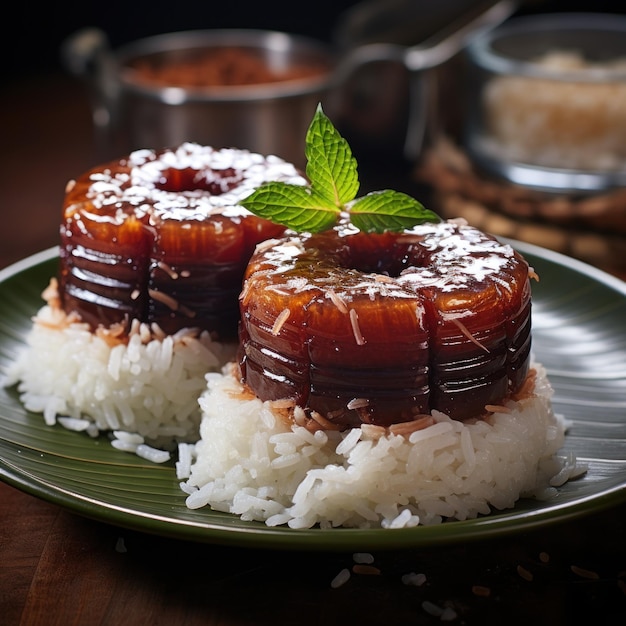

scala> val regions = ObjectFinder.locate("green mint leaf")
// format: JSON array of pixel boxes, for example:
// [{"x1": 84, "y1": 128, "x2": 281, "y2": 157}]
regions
[
  {"x1": 241, "y1": 182, "x2": 340, "y2": 233},
  {"x1": 240, "y1": 103, "x2": 440, "y2": 234},
  {"x1": 305, "y1": 104, "x2": 359, "y2": 207},
  {"x1": 349, "y1": 190, "x2": 441, "y2": 233}
]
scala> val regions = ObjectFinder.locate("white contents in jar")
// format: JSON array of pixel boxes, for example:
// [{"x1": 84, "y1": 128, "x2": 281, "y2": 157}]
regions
[{"x1": 481, "y1": 51, "x2": 626, "y2": 170}]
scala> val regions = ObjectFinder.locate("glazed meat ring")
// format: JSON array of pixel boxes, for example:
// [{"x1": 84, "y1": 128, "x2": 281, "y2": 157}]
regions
[{"x1": 238, "y1": 223, "x2": 531, "y2": 427}]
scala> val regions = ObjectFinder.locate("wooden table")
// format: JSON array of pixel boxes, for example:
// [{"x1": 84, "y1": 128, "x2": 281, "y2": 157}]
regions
[{"x1": 1, "y1": 72, "x2": 625, "y2": 626}]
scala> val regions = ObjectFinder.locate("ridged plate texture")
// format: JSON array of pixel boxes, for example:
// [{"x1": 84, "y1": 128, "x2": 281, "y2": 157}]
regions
[{"x1": 0, "y1": 243, "x2": 624, "y2": 551}]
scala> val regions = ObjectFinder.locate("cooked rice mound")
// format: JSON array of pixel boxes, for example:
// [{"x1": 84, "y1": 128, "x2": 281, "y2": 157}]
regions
[
  {"x1": 6, "y1": 299, "x2": 235, "y2": 447},
  {"x1": 6, "y1": 288, "x2": 582, "y2": 529},
  {"x1": 180, "y1": 362, "x2": 575, "y2": 529}
]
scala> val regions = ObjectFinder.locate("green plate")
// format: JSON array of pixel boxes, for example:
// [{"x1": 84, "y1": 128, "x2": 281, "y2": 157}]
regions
[{"x1": 1, "y1": 244, "x2": 625, "y2": 552}]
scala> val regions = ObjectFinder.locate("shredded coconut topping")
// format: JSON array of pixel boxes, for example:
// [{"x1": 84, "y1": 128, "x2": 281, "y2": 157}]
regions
[
  {"x1": 250, "y1": 219, "x2": 523, "y2": 303},
  {"x1": 85, "y1": 142, "x2": 306, "y2": 221},
  {"x1": 271, "y1": 308, "x2": 291, "y2": 336},
  {"x1": 349, "y1": 309, "x2": 366, "y2": 346}
]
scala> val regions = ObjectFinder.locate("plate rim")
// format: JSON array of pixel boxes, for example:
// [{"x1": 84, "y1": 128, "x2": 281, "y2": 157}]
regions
[{"x1": 1, "y1": 242, "x2": 625, "y2": 551}]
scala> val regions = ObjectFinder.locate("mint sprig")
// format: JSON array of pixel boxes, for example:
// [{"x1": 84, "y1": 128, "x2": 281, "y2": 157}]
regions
[
  {"x1": 349, "y1": 190, "x2": 435, "y2": 233},
  {"x1": 241, "y1": 104, "x2": 440, "y2": 233},
  {"x1": 304, "y1": 103, "x2": 359, "y2": 208},
  {"x1": 238, "y1": 183, "x2": 339, "y2": 233}
]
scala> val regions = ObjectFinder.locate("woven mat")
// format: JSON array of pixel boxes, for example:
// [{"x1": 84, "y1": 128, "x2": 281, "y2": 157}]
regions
[{"x1": 415, "y1": 138, "x2": 626, "y2": 279}]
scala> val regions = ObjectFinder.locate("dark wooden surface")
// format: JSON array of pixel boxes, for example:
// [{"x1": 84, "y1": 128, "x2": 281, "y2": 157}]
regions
[{"x1": 1, "y1": 72, "x2": 625, "y2": 626}]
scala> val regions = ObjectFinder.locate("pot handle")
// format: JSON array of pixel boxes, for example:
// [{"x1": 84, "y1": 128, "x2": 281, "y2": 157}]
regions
[
  {"x1": 402, "y1": 0, "x2": 518, "y2": 160},
  {"x1": 60, "y1": 28, "x2": 119, "y2": 155},
  {"x1": 334, "y1": 0, "x2": 518, "y2": 160}
]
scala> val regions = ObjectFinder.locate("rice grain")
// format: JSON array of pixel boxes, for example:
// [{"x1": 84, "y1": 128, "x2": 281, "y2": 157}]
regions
[
  {"x1": 6, "y1": 304, "x2": 236, "y2": 448},
  {"x1": 182, "y1": 361, "x2": 571, "y2": 529}
]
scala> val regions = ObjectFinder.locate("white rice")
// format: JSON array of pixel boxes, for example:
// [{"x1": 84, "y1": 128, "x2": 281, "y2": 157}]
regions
[
  {"x1": 482, "y1": 51, "x2": 626, "y2": 171},
  {"x1": 180, "y1": 362, "x2": 582, "y2": 529},
  {"x1": 5, "y1": 298, "x2": 583, "y2": 529},
  {"x1": 5, "y1": 303, "x2": 236, "y2": 449}
]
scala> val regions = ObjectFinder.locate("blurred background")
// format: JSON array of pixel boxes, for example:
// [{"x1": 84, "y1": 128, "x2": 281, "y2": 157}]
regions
[
  {"x1": 4, "y1": 0, "x2": 622, "y2": 79},
  {"x1": 2, "y1": 6, "x2": 624, "y2": 624},
  {"x1": 1, "y1": 0, "x2": 625, "y2": 275}
]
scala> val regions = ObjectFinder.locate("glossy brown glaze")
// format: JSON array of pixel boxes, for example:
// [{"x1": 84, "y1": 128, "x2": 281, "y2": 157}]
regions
[
  {"x1": 238, "y1": 219, "x2": 532, "y2": 426},
  {"x1": 59, "y1": 144, "x2": 305, "y2": 338}
]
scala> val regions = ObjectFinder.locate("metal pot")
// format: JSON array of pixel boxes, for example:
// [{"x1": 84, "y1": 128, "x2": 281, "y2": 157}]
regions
[
  {"x1": 62, "y1": 1, "x2": 517, "y2": 168},
  {"x1": 63, "y1": 28, "x2": 337, "y2": 168}
]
